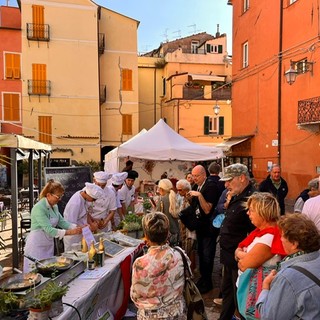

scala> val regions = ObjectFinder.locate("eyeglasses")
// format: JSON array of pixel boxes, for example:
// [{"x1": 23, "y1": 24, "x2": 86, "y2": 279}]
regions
[
  {"x1": 51, "y1": 193, "x2": 64, "y2": 200},
  {"x1": 177, "y1": 189, "x2": 183, "y2": 192}
]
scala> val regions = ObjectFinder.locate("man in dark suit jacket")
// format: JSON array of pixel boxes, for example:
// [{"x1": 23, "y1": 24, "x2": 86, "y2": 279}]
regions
[{"x1": 259, "y1": 164, "x2": 288, "y2": 215}]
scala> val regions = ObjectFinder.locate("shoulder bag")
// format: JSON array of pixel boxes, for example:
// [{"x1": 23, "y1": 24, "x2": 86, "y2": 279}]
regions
[
  {"x1": 179, "y1": 204, "x2": 202, "y2": 231},
  {"x1": 175, "y1": 246, "x2": 208, "y2": 320}
]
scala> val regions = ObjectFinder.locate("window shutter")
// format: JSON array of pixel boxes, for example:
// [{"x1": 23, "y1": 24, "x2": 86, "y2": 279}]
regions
[
  {"x1": 38, "y1": 116, "x2": 52, "y2": 144},
  {"x1": 206, "y1": 44, "x2": 211, "y2": 53},
  {"x1": 3, "y1": 93, "x2": 20, "y2": 121},
  {"x1": 122, "y1": 69, "x2": 133, "y2": 91},
  {"x1": 204, "y1": 116, "x2": 209, "y2": 135},
  {"x1": 218, "y1": 116, "x2": 224, "y2": 135},
  {"x1": 218, "y1": 45, "x2": 223, "y2": 53},
  {"x1": 13, "y1": 54, "x2": 21, "y2": 79},
  {"x1": 122, "y1": 114, "x2": 132, "y2": 135}
]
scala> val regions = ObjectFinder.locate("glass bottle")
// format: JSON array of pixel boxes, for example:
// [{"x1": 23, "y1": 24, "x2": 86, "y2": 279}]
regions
[
  {"x1": 88, "y1": 240, "x2": 97, "y2": 269},
  {"x1": 81, "y1": 236, "x2": 88, "y2": 253},
  {"x1": 97, "y1": 237, "x2": 105, "y2": 267}
]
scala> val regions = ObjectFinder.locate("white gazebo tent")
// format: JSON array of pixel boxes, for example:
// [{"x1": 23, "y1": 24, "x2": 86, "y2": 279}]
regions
[
  {"x1": 0, "y1": 134, "x2": 51, "y2": 269},
  {"x1": 104, "y1": 119, "x2": 224, "y2": 181}
]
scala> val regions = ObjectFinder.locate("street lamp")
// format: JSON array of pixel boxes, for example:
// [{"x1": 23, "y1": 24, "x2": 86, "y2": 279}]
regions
[
  {"x1": 285, "y1": 60, "x2": 314, "y2": 85},
  {"x1": 213, "y1": 100, "x2": 220, "y2": 115}
]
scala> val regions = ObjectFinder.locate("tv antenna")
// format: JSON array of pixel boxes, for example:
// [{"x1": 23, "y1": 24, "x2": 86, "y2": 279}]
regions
[
  {"x1": 162, "y1": 28, "x2": 169, "y2": 42},
  {"x1": 172, "y1": 29, "x2": 181, "y2": 38},
  {"x1": 187, "y1": 24, "x2": 201, "y2": 34}
]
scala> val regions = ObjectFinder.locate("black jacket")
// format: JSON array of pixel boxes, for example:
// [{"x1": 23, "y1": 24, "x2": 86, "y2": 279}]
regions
[
  {"x1": 259, "y1": 175, "x2": 288, "y2": 215},
  {"x1": 219, "y1": 183, "x2": 256, "y2": 267}
]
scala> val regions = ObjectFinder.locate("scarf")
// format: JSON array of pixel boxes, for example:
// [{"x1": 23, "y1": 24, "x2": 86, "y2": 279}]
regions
[{"x1": 238, "y1": 226, "x2": 286, "y2": 256}]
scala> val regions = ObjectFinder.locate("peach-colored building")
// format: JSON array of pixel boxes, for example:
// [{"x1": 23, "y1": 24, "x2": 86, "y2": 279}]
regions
[
  {"x1": 0, "y1": 6, "x2": 22, "y2": 135},
  {"x1": 138, "y1": 31, "x2": 233, "y2": 147},
  {"x1": 229, "y1": 0, "x2": 320, "y2": 200},
  {"x1": 20, "y1": 0, "x2": 139, "y2": 165}
]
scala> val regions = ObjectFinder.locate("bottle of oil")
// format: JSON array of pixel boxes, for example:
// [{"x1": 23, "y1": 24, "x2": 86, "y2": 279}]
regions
[
  {"x1": 88, "y1": 240, "x2": 97, "y2": 269},
  {"x1": 97, "y1": 237, "x2": 105, "y2": 267},
  {"x1": 81, "y1": 236, "x2": 88, "y2": 253}
]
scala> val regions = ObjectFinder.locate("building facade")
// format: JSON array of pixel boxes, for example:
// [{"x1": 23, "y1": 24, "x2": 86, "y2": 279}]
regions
[
  {"x1": 139, "y1": 31, "x2": 233, "y2": 147},
  {"x1": 20, "y1": 0, "x2": 139, "y2": 166},
  {"x1": 229, "y1": 0, "x2": 320, "y2": 199}
]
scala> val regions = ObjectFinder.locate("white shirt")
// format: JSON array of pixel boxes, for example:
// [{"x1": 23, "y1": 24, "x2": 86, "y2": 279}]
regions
[
  {"x1": 302, "y1": 194, "x2": 320, "y2": 231},
  {"x1": 90, "y1": 186, "x2": 117, "y2": 220},
  {"x1": 118, "y1": 183, "x2": 135, "y2": 210}
]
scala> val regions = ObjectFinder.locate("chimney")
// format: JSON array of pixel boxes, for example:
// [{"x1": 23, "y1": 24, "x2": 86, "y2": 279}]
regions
[{"x1": 216, "y1": 24, "x2": 220, "y2": 37}]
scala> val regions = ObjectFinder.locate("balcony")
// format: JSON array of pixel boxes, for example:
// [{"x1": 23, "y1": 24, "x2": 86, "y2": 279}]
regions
[
  {"x1": 182, "y1": 85, "x2": 231, "y2": 100},
  {"x1": 212, "y1": 86, "x2": 232, "y2": 100},
  {"x1": 28, "y1": 80, "x2": 51, "y2": 96},
  {"x1": 98, "y1": 33, "x2": 105, "y2": 55},
  {"x1": 297, "y1": 96, "x2": 320, "y2": 132},
  {"x1": 100, "y1": 85, "x2": 106, "y2": 104},
  {"x1": 183, "y1": 87, "x2": 204, "y2": 100},
  {"x1": 26, "y1": 23, "x2": 50, "y2": 42}
]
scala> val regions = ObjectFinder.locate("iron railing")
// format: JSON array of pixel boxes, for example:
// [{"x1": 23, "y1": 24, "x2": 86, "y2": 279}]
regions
[
  {"x1": 297, "y1": 96, "x2": 320, "y2": 124},
  {"x1": 26, "y1": 23, "x2": 50, "y2": 41},
  {"x1": 27, "y1": 80, "x2": 51, "y2": 96}
]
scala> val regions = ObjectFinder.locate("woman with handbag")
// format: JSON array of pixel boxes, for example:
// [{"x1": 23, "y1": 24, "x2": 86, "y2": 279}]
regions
[
  {"x1": 130, "y1": 212, "x2": 188, "y2": 320},
  {"x1": 235, "y1": 192, "x2": 286, "y2": 320}
]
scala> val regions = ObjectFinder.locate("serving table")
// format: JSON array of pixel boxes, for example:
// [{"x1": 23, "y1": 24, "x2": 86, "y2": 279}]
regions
[{"x1": 53, "y1": 243, "x2": 143, "y2": 320}]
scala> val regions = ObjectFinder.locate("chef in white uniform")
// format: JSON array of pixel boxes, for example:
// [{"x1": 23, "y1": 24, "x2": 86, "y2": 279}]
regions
[
  {"x1": 86, "y1": 171, "x2": 117, "y2": 232},
  {"x1": 63, "y1": 182, "x2": 104, "y2": 251},
  {"x1": 118, "y1": 170, "x2": 139, "y2": 215},
  {"x1": 107, "y1": 172, "x2": 128, "y2": 228},
  {"x1": 23, "y1": 180, "x2": 82, "y2": 273}
]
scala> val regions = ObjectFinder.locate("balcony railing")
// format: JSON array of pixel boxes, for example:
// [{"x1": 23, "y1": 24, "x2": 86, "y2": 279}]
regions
[
  {"x1": 212, "y1": 87, "x2": 232, "y2": 100},
  {"x1": 26, "y1": 23, "x2": 50, "y2": 42},
  {"x1": 100, "y1": 85, "x2": 106, "y2": 104},
  {"x1": 298, "y1": 96, "x2": 320, "y2": 124},
  {"x1": 183, "y1": 87, "x2": 204, "y2": 100},
  {"x1": 28, "y1": 80, "x2": 51, "y2": 96},
  {"x1": 98, "y1": 33, "x2": 105, "y2": 54}
]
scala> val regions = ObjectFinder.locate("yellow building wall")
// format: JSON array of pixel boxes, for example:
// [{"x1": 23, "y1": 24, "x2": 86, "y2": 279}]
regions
[
  {"x1": 138, "y1": 56, "x2": 164, "y2": 130},
  {"x1": 99, "y1": 8, "x2": 139, "y2": 147},
  {"x1": 21, "y1": 0, "x2": 101, "y2": 162}
]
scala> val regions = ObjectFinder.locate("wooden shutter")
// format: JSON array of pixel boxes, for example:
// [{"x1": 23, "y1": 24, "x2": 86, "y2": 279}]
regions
[
  {"x1": 122, "y1": 69, "x2": 132, "y2": 91},
  {"x1": 3, "y1": 93, "x2": 20, "y2": 121},
  {"x1": 122, "y1": 114, "x2": 132, "y2": 135},
  {"x1": 32, "y1": 64, "x2": 47, "y2": 94},
  {"x1": 218, "y1": 45, "x2": 223, "y2": 54},
  {"x1": 5, "y1": 53, "x2": 13, "y2": 79},
  {"x1": 204, "y1": 116, "x2": 209, "y2": 135},
  {"x1": 38, "y1": 116, "x2": 52, "y2": 144},
  {"x1": 206, "y1": 44, "x2": 211, "y2": 53},
  {"x1": 218, "y1": 116, "x2": 224, "y2": 135},
  {"x1": 32, "y1": 5, "x2": 44, "y2": 38},
  {"x1": 13, "y1": 54, "x2": 21, "y2": 79}
]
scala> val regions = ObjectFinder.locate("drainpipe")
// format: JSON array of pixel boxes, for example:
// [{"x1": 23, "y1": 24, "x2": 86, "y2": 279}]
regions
[
  {"x1": 154, "y1": 67, "x2": 157, "y2": 124},
  {"x1": 277, "y1": 0, "x2": 284, "y2": 165}
]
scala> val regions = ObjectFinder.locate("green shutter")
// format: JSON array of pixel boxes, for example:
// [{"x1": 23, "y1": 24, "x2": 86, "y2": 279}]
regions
[
  {"x1": 218, "y1": 117, "x2": 224, "y2": 135},
  {"x1": 206, "y1": 44, "x2": 211, "y2": 53},
  {"x1": 204, "y1": 116, "x2": 209, "y2": 135},
  {"x1": 218, "y1": 45, "x2": 223, "y2": 53}
]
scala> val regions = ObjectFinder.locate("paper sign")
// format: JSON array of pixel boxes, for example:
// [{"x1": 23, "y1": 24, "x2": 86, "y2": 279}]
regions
[{"x1": 82, "y1": 226, "x2": 96, "y2": 248}]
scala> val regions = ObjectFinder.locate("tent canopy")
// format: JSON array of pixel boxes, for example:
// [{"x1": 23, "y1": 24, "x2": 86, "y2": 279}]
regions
[{"x1": 117, "y1": 119, "x2": 223, "y2": 161}]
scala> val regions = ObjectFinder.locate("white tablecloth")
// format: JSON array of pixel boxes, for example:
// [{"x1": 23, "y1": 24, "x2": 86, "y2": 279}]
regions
[{"x1": 54, "y1": 245, "x2": 142, "y2": 320}]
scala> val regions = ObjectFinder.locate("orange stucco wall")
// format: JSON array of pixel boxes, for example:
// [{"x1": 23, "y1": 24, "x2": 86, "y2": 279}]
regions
[{"x1": 231, "y1": 0, "x2": 320, "y2": 200}]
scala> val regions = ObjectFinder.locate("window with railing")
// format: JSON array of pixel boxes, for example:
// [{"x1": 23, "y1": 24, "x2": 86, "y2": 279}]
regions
[
  {"x1": 27, "y1": 23, "x2": 50, "y2": 41},
  {"x1": 28, "y1": 80, "x2": 51, "y2": 96}
]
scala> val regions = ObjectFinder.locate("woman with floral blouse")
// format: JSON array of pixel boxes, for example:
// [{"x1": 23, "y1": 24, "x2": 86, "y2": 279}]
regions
[{"x1": 130, "y1": 212, "x2": 188, "y2": 320}]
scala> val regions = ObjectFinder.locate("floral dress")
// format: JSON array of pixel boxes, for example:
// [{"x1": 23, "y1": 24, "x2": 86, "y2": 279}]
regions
[{"x1": 130, "y1": 244, "x2": 187, "y2": 320}]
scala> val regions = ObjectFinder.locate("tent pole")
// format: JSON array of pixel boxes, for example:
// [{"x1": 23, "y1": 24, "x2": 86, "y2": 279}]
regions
[{"x1": 10, "y1": 148, "x2": 19, "y2": 270}]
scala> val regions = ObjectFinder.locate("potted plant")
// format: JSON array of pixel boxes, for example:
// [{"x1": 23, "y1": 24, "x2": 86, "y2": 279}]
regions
[
  {"x1": 0, "y1": 290, "x2": 21, "y2": 316},
  {"x1": 26, "y1": 281, "x2": 68, "y2": 319},
  {"x1": 119, "y1": 214, "x2": 143, "y2": 238},
  {"x1": 47, "y1": 282, "x2": 69, "y2": 317},
  {"x1": 26, "y1": 287, "x2": 52, "y2": 320}
]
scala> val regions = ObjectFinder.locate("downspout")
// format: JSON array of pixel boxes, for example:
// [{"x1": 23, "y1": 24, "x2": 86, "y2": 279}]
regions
[
  {"x1": 277, "y1": 0, "x2": 284, "y2": 165},
  {"x1": 97, "y1": 7, "x2": 102, "y2": 166}
]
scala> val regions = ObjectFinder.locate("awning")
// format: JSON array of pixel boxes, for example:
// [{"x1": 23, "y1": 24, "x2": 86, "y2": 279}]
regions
[
  {"x1": 216, "y1": 136, "x2": 252, "y2": 151},
  {"x1": 199, "y1": 136, "x2": 252, "y2": 152},
  {"x1": 0, "y1": 134, "x2": 51, "y2": 151},
  {"x1": 188, "y1": 73, "x2": 225, "y2": 82}
]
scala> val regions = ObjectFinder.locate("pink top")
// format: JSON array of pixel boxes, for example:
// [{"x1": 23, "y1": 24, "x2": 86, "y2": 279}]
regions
[{"x1": 130, "y1": 244, "x2": 185, "y2": 310}]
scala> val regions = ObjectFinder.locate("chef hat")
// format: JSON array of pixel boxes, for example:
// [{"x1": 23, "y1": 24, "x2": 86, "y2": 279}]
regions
[
  {"x1": 111, "y1": 172, "x2": 128, "y2": 186},
  {"x1": 127, "y1": 170, "x2": 139, "y2": 180},
  {"x1": 85, "y1": 182, "x2": 104, "y2": 199},
  {"x1": 93, "y1": 171, "x2": 112, "y2": 184}
]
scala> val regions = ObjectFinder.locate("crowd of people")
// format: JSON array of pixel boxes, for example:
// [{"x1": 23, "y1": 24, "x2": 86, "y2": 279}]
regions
[{"x1": 22, "y1": 160, "x2": 320, "y2": 319}]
